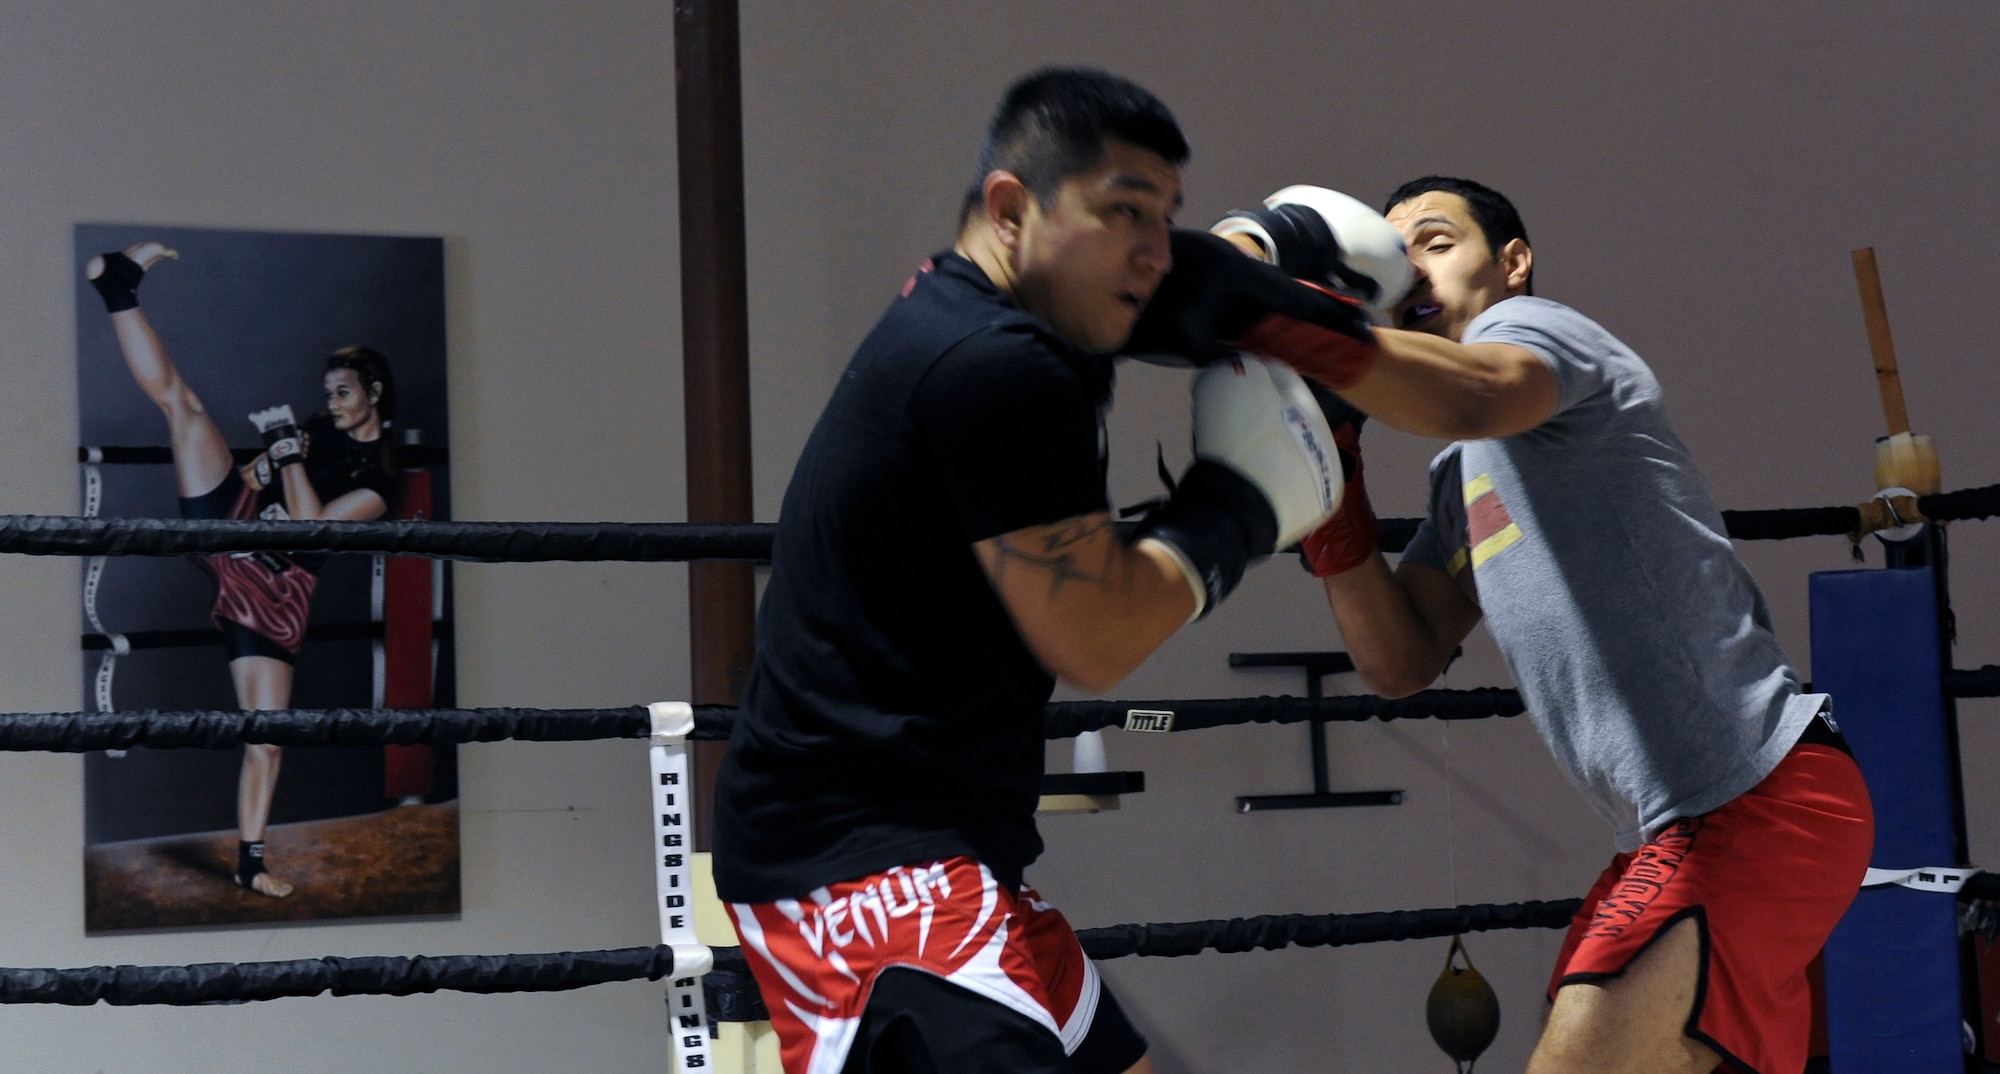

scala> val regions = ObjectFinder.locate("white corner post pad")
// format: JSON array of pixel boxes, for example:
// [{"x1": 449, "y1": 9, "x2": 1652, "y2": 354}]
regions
[
  {"x1": 647, "y1": 700, "x2": 714, "y2": 1071},
  {"x1": 1137, "y1": 536, "x2": 1206, "y2": 623},
  {"x1": 1862, "y1": 865, "x2": 1982, "y2": 894}
]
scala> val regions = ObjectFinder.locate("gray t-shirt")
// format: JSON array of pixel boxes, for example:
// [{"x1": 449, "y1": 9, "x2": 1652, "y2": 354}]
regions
[{"x1": 1402, "y1": 296, "x2": 1822, "y2": 850}]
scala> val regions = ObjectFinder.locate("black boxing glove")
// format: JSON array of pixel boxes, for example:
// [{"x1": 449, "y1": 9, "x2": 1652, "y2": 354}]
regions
[{"x1": 1124, "y1": 229, "x2": 1382, "y2": 392}]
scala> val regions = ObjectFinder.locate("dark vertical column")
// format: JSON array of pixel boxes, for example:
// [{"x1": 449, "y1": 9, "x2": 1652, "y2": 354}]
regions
[{"x1": 675, "y1": 0, "x2": 753, "y2": 851}]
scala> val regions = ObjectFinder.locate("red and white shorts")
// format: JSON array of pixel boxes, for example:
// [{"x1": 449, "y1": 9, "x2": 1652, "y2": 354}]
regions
[
  {"x1": 1551, "y1": 741, "x2": 1874, "y2": 1074},
  {"x1": 189, "y1": 472, "x2": 316, "y2": 654},
  {"x1": 726, "y1": 857, "x2": 1108, "y2": 1074}
]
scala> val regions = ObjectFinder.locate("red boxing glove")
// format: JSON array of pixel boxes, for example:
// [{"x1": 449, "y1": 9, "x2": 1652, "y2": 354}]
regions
[
  {"x1": 1299, "y1": 417, "x2": 1378, "y2": 576},
  {"x1": 1234, "y1": 280, "x2": 1379, "y2": 392}
]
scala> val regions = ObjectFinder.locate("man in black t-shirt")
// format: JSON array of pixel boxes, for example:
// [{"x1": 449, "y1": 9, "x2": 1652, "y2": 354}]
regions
[{"x1": 712, "y1": 69, "x2": 1353, "y2": 1074}]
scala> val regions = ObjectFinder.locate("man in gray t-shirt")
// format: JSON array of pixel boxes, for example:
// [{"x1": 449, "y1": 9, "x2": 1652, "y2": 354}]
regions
[{"x1": 1225, "y1": 176, "x2": 1872, "y2": 1074}]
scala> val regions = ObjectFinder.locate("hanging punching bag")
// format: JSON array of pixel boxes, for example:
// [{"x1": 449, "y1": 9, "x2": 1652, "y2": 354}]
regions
[{"x1": 1428, "y1": 935, "x2": 1501, "y2": 1072}]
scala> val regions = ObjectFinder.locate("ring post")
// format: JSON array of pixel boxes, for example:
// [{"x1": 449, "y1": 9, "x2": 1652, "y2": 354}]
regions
[
  {"x1": 651, "y1": 702, "x2": 716, "y2": 1070},
  {"x1": 1811, "y1": 567, "x2": 1966, "y2": 1071}
]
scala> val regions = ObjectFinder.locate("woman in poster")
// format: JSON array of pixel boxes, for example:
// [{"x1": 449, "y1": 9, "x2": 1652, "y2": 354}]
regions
[{"x1": 86, "y1": 242, "x2": 397, "y2": 898}]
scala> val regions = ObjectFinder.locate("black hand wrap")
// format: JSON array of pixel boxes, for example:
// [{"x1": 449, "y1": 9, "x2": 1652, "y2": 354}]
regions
[
  {"x1": 1132, "y1": 460, "x2": 1279, "y2": 616},
  {"x1": 1124, "y1": 229, "x2": 1376, "y2": 367},
  {"x1": 88, "y1": 251, "x2": 146, "y2": 313},
  {"x1": 261, "y1": 422, "x2": 306, "y2": 469}
]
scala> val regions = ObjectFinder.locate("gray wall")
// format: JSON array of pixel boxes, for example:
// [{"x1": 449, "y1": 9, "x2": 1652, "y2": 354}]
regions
[{"x1": 2, "y1": 2, "x2": 1997, "y2": 1071}]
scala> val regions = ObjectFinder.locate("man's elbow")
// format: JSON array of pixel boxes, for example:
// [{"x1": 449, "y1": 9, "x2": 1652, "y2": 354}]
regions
[{"x1": 1355, "y1": 660, "x2": 1439, "y2": 700}]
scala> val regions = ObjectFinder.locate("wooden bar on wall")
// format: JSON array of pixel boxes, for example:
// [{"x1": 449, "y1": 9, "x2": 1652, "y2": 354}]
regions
[{"x1": 675, "y1": 0, "x2": 754, "y2": 851}]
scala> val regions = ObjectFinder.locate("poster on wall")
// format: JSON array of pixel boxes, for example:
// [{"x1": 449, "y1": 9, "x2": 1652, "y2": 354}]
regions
[{"x1": 74, "y1": 224, "x2": 459, "y2": 932}]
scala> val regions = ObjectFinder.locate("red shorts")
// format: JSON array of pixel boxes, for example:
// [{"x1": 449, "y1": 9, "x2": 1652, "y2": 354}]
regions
[
  {"x1": 193, "y1": 476, "x2": 315, "y2": 654},
  {"x1": 726, "y1": 858, "x2": 1126, "y2": 1074},
  {"x1": 1551, "y1": 743, "x2": 1874, "y2": 1074}
]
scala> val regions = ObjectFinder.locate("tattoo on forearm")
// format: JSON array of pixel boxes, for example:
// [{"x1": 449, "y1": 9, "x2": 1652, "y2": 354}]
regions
[{"x1": 988, "y1": 517, "x2": 1117, "y2": 597}]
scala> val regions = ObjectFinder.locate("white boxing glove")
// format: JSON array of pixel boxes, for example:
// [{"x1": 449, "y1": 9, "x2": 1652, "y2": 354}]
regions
[
  {"x1": 1132, "y1": 354, "x2": 1344, "y2": 618},
  {"x1": 1193, "y1": 354, "x2": 1343, "y2": 549},
  {"x1": 1212, "y1": 185, "x2": 1414, "y2": 325}
]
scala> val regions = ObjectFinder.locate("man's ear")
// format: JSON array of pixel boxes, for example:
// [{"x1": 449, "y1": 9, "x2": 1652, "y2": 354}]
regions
[
  {"x1": 982, "y1": 170, "x2": 1032, "y2": 251},
  {"x1": 1499, "y1": 238, "x2": 1533, "y2": 293}
]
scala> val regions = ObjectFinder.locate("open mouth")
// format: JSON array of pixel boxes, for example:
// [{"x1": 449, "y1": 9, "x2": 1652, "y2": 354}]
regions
[{"x1": 1400, "y1": 303, "x2": 1442, "y2": 329}]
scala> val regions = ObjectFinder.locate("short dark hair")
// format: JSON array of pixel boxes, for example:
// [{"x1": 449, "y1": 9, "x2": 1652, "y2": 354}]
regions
[
  {"x1": 961, "y1": 67, "x2": 1188, "y2": 223},
  {"x1": 1384, "y1": 176, "x2": 1533, "y2": 294}
]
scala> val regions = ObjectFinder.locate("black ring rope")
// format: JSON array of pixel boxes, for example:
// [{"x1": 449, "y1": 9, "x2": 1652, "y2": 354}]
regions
[
  {"x1": 0, "y1": 690, "x2": 1526, "y2": 752},
  {"x1": 1946, "y1": 666, "x2": 2000, "y2": 698},
  {"x1": 82, "y1": 620, "x2": 456, "y2": 652},
  {"x1": 81, "y1": 445, "x2": 450, "y2": 469},
  {"x1": 1074, "y1": 898, "x2": 1581, "y2": 960},
  {"x1": 0, "y1": 706, "x2": 718, "y2": 751},
  {"x1": 1714, "y1": 483, "x2": 2000, "y2": 541},
  {"x1": 0, "y1": 515, "x2": 775, "y2": 563},
  {"x1": 13, "y1": 870, "x2": 2000, "y2": 1008},
  {"x1": 12, "y1": 482, "x2": 2000, "y2": 563},
  {"x1": 0, "y1": 945, "x2": 676, "y2": 1006},
  {"x1": 1040, "y1": 688, "x2": 1526, "y2": 738},
  {"x1": 14, "y1": 667, "x2": 2000, "y2": 752}
]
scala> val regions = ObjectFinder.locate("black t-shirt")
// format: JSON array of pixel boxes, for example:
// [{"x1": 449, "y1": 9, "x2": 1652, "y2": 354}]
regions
[
  {"x1": 256, "y1": 422, "x2": 397, "y2": 573},
  {"x1": 712, "y1": 252, "x2": 1113, "y2": 902}
]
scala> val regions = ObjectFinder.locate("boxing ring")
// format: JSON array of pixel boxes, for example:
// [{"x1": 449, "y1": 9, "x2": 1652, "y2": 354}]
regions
[{"x1": 5, "y1": 480, "x2": 2000, "y2": 1072}]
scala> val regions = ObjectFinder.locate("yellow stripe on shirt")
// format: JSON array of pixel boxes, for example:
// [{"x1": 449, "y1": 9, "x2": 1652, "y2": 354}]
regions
[{"x1": 1470, "y1": 523, "x2": 1524, "y2": 569}]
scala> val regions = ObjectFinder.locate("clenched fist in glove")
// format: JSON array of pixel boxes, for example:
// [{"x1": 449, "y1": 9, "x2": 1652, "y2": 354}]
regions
[
  {"x1": 1124, "y1": 228, "x2": 1382, "y2": 393},
  {"x1": 1134, "y1": 355, "x2": 1344, "y2": 617}
]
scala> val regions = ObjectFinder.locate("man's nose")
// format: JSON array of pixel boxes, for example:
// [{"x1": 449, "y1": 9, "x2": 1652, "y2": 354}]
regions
[{"x1": 1135, "y1": 222, "x2": 1171, "y2": 276}]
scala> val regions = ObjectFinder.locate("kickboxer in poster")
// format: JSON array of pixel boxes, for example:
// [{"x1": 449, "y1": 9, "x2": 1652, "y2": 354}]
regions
[{"x1": 76, "y1": 225, "x2": 459, "y2": 931}]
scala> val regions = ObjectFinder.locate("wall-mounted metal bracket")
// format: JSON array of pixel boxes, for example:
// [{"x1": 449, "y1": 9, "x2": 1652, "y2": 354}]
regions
[{"x1": 1229, "y1": 650, "x2": 1403, "y2": 812}]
